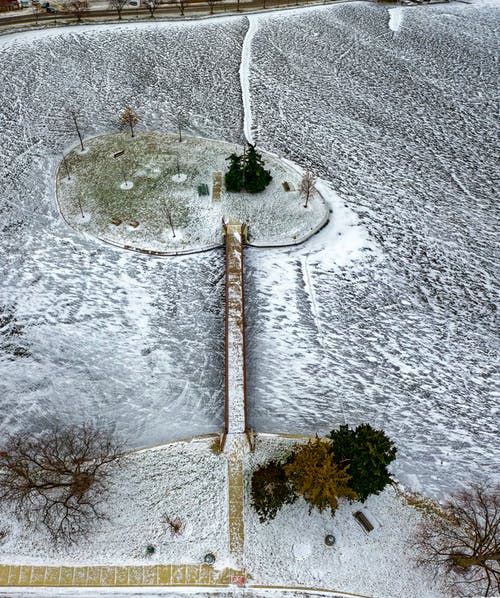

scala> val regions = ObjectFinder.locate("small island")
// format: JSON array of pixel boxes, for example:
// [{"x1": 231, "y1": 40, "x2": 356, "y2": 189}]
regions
[{"x1": 56, "y1": 132, "x2": 329, "y2": 255}]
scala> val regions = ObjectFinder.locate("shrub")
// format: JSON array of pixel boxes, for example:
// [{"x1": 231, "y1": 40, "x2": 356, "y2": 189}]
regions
[
  {"x1": 284, "y1": 438, "x2": 357, "y2": 516},
  {"x1": 251, "y1": 460, "x2": 297, "y2": 522},
  {"x1": 210, "y1": 436, "x2": 223, "y2": 455},
  {"x1": 328, "y1": 424, "x2": 396, "y2": 502}
]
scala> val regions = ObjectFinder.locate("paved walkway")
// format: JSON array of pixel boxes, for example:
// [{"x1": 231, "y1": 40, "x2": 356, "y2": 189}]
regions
[
  {"x1": 227, "y1": 441, "x2": 246, "y2": 566},
  {"x1": 0, "y1": 563, "x2": 245, "y2": 587}
]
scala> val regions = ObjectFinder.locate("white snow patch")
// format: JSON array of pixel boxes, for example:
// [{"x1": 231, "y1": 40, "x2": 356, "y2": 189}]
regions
[
  {"x1": 388, "y1": 6, "x2": 404, "y2": 32},
  {"x1": 73, "y1": 212, "x2": 92, "y2": 224},
  {"x1": 171, "y1": 173, "x2": 187, "y2": 183},
  {"x1": 0, "y1": 439, "x2": 229, "y2": 566},
  {"x1": 302, "y1": 180, "x2": 379, "y2": 268},
  {"x1": 119, "y1": 181, "x2": 134, "y2": 190}
]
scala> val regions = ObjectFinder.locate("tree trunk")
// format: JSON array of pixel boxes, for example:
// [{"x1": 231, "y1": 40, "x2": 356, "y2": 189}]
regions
[
  {"x1": 72, "y1": 114, "x2": 84, "y2": 152},
  {"x1": 452, "y1": 552, "x2": 500, "y2": 569}
]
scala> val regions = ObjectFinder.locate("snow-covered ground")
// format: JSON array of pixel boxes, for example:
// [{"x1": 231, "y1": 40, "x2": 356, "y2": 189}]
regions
[
  {"x1": 0, "y1": 0, "x2": 497, "y2": 558},
  {"x1": 0, "y1": 438, "x2": 230, "y2": 566},
  {"x1": 0, "y1": 436, "x2": 447, "y2": 597},
  {"x1": 244, "y1": 435, "x2": 445, "y2": 597}
]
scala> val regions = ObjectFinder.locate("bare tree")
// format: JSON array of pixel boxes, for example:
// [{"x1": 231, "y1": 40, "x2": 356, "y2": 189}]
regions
[
  {"x1": 69, "y1": 109, "x2": 85, "y2": 152},
  {"x1": 163, "y1": 515, "x2": 185, "y2": 536},
  {"x1": 0, "y1": 424, "x2": 121, "y2": 544},
  {"x1": 31, "y1": 5, "x2": 41, "y2": 24},
  {"x1": 175, "y1": 108, "x2": 189, "y2": 142},
  {"x1": 205, "y1": 0, "x2": 220, "y2": 14},
  {"x1": 300, "y1": 169, "x2": 316, "y2": 208},
  {"x1": 109, "y1": 0, "x2": 128, "y2": 19},
  {"x1": 63, "y1": 0, "x2": 89, "y2": 22},
  {"x1": 415, "y1": 482, "x2": 500, "y2": 597},
  {"x1": 120, "y1": 106, "x2": 139, "y2": 137},
  {"x1": 170, "y1": 0, "x2": 189, "y2": 17},
  {"x1": 143, "y1": 0, "x2": 160, "y2": 16}
]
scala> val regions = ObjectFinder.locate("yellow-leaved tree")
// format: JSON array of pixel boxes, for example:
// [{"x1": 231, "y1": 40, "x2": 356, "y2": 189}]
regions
[{"x1": 284, "y1": 438, "x2": 357, "y2": 516}]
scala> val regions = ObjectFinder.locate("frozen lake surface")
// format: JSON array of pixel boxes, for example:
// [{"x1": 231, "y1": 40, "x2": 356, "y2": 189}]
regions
[{"x1": 0, "y1": 2, "x2": 498, "y2": 497}]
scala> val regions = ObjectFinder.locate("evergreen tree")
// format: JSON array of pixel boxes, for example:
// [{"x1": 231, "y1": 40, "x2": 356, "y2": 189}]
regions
[
  {"x1": 284, "y1": 438, "x2": 357, "y2": 516},
  {"x1": 251, "y1": 460, "x2": 297, "y2": 523},
  {"x1": 244, "y1": 144, "x2": 272, "y2": 193},
  {"x1": 328, "y1": 424, "x2": 397, "y2": 502},
  {"x1": 224, "y1": 144, "x2": 272, "y2": 193},
  {"x1": 224, "y1": 153, "x2": 244, "y2": 192}
]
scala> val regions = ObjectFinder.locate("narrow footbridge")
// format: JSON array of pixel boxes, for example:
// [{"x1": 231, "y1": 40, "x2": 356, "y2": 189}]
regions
[
  {"x1": 222, "y1": 220, "x2": 251, "y2": 569},
  {"x1": 222, "y1": 220, "x2": 251, "y2": 449}
]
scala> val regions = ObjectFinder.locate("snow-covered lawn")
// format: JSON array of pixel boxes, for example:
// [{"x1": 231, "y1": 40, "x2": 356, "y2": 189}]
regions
[
  {"x1": 57, "y1": 132, "x2": 328, "y2": 254},
  {"x1": 0, "y1": 435, "x2": 447, "y2": 597},
  {"x1": 244, "y1": 435, "x2": 445, "y2": 597},
  {"x1": 0, "y1": 438, "x2": 230, "y2": 567}
]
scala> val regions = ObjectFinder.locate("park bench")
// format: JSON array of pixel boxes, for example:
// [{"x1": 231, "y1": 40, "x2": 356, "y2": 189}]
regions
[
  {"x1": 198, "y1": 183, "x2": 210, "y2": 196},
  {"x1": 110, "y1": 217, "x2": 122, "y2": 226},
  {"x1": 353, "y1": 508, "x2": 380, "y2": 534},
  {"x1": 282, "y1": 181, "x2": 290, "y2": 192},
  {"x1": 113, "y1": 150, "x2": 125, "y2": 158},
  {"x1": 128, "y1": 220, "x2": 140, "y2": 228}
]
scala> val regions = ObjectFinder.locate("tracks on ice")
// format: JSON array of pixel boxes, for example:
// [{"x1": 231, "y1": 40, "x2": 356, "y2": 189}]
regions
[
  {"x1": 240, "y1": 16, "x2": 259, "y2": 145},
  {"x1": 300, "y1": 255, "x2": 347, "y2": 425}
]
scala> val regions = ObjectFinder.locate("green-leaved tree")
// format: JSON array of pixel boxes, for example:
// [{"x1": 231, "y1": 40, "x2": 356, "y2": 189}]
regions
[
  {"x1": 224, "y1": 153, "x2": 244, "y2": 192},
  {"x1": 251, "y1": 460, "x2": 297, "y2": 523},
  {"x1": 328, "y1": 424, "x2": 397, "y2": 502},
  {"x1": 243, "y1": 144, "x2": 272, "y2": 193}
]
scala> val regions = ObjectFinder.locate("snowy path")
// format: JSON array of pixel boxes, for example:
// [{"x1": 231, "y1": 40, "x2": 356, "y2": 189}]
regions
[{"x1": 240, "y1": 16, "x2": 259, "y2": 144}]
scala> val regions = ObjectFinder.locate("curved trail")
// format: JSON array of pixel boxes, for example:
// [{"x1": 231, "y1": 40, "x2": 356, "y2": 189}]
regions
[{"x1": 240, "y1": 16, "x2": 259, "y2": 144}]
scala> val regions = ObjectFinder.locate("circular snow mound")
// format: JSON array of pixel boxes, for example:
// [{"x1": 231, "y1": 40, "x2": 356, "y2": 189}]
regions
[
  {"x1": 172, "y1": 173, "x2": 187, "y2": 183},
  {"x1": 293, "y1": 542, "x2": 312, "y2": 560},
  {"x1": 56, "y1": 132, "x2": 329, "y2": 255}
]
